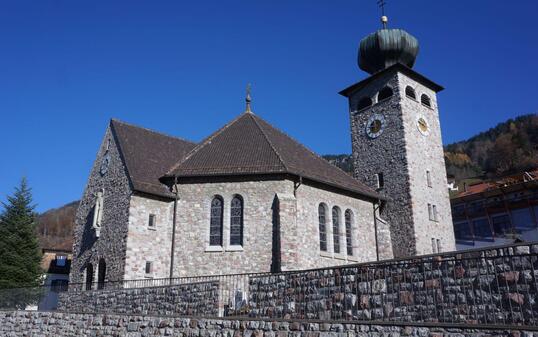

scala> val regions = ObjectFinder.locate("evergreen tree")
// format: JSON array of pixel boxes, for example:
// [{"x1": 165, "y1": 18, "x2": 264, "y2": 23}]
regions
[{"x1": 0, "y1": 178, "x2": 42, "y2": 293}]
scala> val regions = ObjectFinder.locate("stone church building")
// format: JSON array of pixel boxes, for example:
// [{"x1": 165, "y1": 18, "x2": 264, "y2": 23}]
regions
[{"x1": 70, "y1": 18, "x2": 455, "y2": 286}]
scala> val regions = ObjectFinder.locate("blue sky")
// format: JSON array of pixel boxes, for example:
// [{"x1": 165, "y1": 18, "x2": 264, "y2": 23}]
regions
[{"x1": 1, "y1": 1, "x2": 537, "y2": 212}]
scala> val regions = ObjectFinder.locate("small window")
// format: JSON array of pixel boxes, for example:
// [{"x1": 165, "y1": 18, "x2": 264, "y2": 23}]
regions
[
  {"x1": 378, "y1": 86, "x2": 393, "y2": 101},
  {"x1": 318, "y1": 204, "x2": 328, "y2": 252},
  {"x1": 55, "y1": 255, "x2": 67, "y2": 267},
  {"x1": 145, "y1": 261, "x2": 152, "y2": 275},
  {"x1": 375, "y1": 173, "x2": 384, "y2": 189},
  {"x1": 432, "y1": 205, "x2": 438, "y2": 221},
  {"x1": 405, "y1": 86, "x2": 416, "y2": 100},
  {"x1": 421, "y1": 94, "x2": 432, "y2": 108},
  {"x1": 332, "y1": 207, "x2": 341, "y2": 254},
  {"x1": 148, "y1": 214, "x2": 156, "y2": 228},
  {"x1": 436, "y1": 239, "x2": 441, "y2": 253},
  {"x1": 431, "y1": 238, "x2": 437, "y2": 253},
  {"x1": 426, "y1": 170, "x2": 432, "y2": 187},
  {"x1": 357, "y1": 97, "x2": 373, "y2": 111},
  {"x1": 428, "y1": 203, "x2": 433, "y2": 220}
]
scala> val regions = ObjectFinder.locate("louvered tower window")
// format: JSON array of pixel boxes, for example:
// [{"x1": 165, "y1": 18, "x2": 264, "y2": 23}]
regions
[
  {"x1": 230, "y1": 195, "x2": 244, "y2": 246},
  {"x1": 421, "y1": 94, "x2": 432, "y2": 107},
  {"x1": 405, "y1": 86, "x2": 416, "y2": 99},
  {"x1": 210, "y1": 196, "x2": 224, "y2": 246},
  {"x1": 378, "y1": 86, "x2": 393, "y2": 101}
]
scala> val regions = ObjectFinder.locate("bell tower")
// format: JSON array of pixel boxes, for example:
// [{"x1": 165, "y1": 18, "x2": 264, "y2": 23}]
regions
[{"x1": 340, "y1": 16, "x2": 455, "y2": 257}]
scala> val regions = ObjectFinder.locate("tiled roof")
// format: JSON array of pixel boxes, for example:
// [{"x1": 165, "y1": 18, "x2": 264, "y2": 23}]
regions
[
  {"x1": 165, "y1": 113, "x2": 381, "y2": 200},
  {"x1": 111, "y1": 119, "x2": 196, "y2": 198}
]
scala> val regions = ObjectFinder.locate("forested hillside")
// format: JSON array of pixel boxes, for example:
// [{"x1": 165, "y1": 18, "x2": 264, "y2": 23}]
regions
[
  {"x1": 444, "y1": 114, "x2": 537, "y2": 180},
  {"x1": 37, "y1": 201, "x2": 78, "y2": 251}
]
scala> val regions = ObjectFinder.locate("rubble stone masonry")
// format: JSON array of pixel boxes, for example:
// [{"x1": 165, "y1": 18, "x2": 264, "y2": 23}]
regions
[{"x1": 0, "y1": 311, "x2": 535, "y2": 337}]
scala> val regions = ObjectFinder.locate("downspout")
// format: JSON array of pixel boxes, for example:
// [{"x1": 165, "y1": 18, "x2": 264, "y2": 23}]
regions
[
  {"x1": 169, "y1": 176, "x2": 179, "y2": 279},
  {"x1": 373, "y1": 200, "x2": 380, "y2": 261}
]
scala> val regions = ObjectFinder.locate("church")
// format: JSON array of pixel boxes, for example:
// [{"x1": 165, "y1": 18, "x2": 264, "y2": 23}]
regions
[{"x1": 69, "y1": 16, "x2": 455, "y2": 286}]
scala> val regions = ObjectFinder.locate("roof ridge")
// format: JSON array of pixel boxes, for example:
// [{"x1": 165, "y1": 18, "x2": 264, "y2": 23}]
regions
[
  {"x1": 252, "y1": 115, "x2": 356, "y2": 179},
  {"x1": 248, "y1": 113, "x2": 288, "y2": 172},
  {"x1": 165, "y1": 113, "x2": 248, "y2": 176},
  {"x1": 111, "y1": 118, "x2": 196, "y2": 146}
]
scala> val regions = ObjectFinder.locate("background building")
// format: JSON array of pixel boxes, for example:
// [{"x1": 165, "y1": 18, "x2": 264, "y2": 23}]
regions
[{"x1": 451, "y1": 170, "x2": 538, "y2": 249}]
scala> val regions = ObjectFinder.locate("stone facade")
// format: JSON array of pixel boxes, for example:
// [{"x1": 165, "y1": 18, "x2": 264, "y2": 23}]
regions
[
  {"x1": 398, "y1": 73, "x2": 456, "y2": 255},
  {"x1": 294, "y1": 184, "x2": 387, "y2": 269},
  {"x1": 70, "y1": 126, "x2": 132, "y2": 284},
  {"x1": 70, "y1": 124, "x2": 385, "y2": 283},
  {"x1": 58, "y1": 281, "x2": 219, "y2": 316},
  {"x1": 124, "y1": 194, "x2": 175, "y2": 279},
  {"x1": 348, "y1": 69, "x2": 455, "y2": 257},
  {"x1": 0, "y1": 311, "x2": 535, "y2": 337}
]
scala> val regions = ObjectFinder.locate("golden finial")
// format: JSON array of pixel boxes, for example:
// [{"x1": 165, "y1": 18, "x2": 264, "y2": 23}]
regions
[{"x1": 245, "y1": 83, "x2": 252, "y2": 113}]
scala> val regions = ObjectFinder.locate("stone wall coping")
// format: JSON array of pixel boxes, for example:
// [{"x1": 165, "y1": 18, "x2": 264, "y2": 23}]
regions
[{"x1": 3, "y1": 310, "x2": 537, "y2": 331}]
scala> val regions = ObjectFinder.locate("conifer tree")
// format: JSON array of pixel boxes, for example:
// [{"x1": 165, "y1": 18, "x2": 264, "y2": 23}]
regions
[{"x1": 0, "y1": 178, "x2": 42, "y2": 290}]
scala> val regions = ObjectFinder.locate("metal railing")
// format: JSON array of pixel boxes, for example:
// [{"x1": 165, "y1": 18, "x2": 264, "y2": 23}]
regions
[{"x1": 1, "y1": 243, "x2": 537, "y2": 327}]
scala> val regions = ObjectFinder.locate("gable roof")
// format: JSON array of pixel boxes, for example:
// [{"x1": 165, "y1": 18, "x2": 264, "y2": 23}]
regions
[
  {"x1": 110, "y1": 119, "x2": 196, "y2": 198},
  {"x1": 164, "y1": 113, "x2": 381, "y2": 200}
]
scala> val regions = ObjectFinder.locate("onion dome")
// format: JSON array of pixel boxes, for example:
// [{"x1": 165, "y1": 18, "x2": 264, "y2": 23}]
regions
[{"x1": 358, "y1": 18, "x2": 419, "y2": 74}]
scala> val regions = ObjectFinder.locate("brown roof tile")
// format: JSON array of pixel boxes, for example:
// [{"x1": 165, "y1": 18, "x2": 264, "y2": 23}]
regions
[
  {"x1": 111, "y1": 119, "x2": 196, "y2": 198},
  {"x1": 165, "y1": 113, "x2": 380, "y2": 200}
]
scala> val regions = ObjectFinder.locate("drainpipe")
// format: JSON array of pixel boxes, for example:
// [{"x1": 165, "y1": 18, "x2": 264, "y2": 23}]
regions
[
  {"x1": 169, "y1": 177, "x2": 179, "y2": 279},
  {"x1": 373, "y1": 200, "x2": 380, "y2": 261},
  {"x1": 293, "y1": 176, "x2": 303, "y2": 197}
]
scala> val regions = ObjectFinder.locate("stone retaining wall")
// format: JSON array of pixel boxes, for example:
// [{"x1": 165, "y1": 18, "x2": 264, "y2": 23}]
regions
[
  {"x1": 248, "y1": 243, "x2": 538, "y2": 325},
  {"x1": 58, "y1": 281, "x2": 219, "y2": 316},
  {"x1": 1, "y1": 311, "x2": 536, "y2": 337}
]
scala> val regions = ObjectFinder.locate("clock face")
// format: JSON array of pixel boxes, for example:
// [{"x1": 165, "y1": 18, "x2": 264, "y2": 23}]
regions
[
  {"x1": 100, "y1": 153, "x2": 110, "y2": 176},
  {"x1": 417, "y1": 116, "x2": 430, "y2": 136},
  {"x1": 366, "y1": 114, "x2": 386, "y2": 138}
]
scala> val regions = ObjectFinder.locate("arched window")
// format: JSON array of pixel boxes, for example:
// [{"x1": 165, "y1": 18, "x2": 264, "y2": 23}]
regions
[
  {"x1": 345, "y1": 210, "x2": 353, "y2": 256},
  {"x1": 97, "y1": 258, "x2": 106, "y2": 290},
  {"x1": 357, "y1": 97, "x2": 372, "y2": 111},
  {"x1": 318, "y1": 204, "x2": 328, "y2": 251},
  {"x1": 378, "y1": 86, "x2": 393, "y2": 101},
  {"x1": 421, "y1": 94, "x2": 432, "y2": 108},
  {"x1": 210, "y1": 196, "x2": 224, "y2": 246},
  {"x1": 332, "y1": 207, "x2": 341, "y2": 254},
  {"x1": 230, "y1": 195, "x2": 244, "y2": 246},
  {"x1": 84, "y1": 264, "x2": 93, "y2": 291},
  {"x1": 405, "y1": 86, "x2": 416, "y2": 100}
]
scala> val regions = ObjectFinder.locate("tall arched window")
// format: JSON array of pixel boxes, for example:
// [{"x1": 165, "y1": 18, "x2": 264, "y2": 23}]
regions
[
  {"x1": 318, "y1": 204, "x2": 327, "y2": 251},
  {"x1": 84, "y1": 264, "x2": 93, "y2": 291},
  {"x1": 405, "y1": 86, "x2": 416, "y2": 100},
  {"x1": 357, "y1": 97, "x2": 373, "y2": 111},
  {"x1": 230, "y1": 195, "x2": 244, "y2": 246},
  {"x1": 97, "y1": 258, "x2": 106, "y2": 290},
  {"x1": 345, "y1": 210, "x2": 353, "y2": 256},
  {"x1": 421, "y1": 94, "x2": 432, "y2": 108},
  {"x1": 332, "y1": 207, "x2": 341, "y2": 254},
  {"x1": 378, "y1": 86, "x2": 393, "y2": 101},
  {"x1": 210, "y1": 196, "x2": 224, "y2": 246}
]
